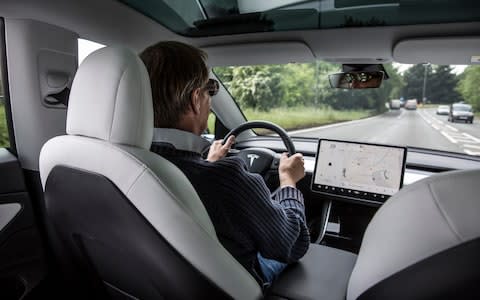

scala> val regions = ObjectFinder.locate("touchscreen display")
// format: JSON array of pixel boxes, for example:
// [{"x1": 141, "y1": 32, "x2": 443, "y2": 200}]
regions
[{"x1": 312, "y1": 140, "x2": 406, "y2": 202}]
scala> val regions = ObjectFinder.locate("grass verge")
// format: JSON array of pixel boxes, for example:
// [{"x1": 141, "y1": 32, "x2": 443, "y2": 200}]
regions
[
  {"x1": 209, "y1": 106, "x2": 374, "y2": 134},
  {"x1": 0, "y1": 103, "x2": 9, "y2": 148}
]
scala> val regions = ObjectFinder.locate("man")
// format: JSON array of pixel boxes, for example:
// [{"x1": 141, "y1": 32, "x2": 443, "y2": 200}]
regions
[{"x1": 140, "y1": 41, "x2": 310, "y2": 287}]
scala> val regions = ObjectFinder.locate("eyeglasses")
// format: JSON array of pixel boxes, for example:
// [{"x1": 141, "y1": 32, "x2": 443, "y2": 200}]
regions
[{"x1": 204, "y1": 78, "x2": 219, "y2": 96}]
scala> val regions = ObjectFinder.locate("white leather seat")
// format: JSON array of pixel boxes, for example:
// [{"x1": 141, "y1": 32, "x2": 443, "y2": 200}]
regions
[
  {"x1": 347, "y1": 168, "x2": 480, "y2": 299},
  {"x1": 39, "y1": 47, "x2": 262, "y2": 299}
]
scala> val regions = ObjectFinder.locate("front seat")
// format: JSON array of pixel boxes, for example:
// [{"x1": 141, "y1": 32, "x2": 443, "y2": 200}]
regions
[
  {"x1": 39, "y1": 47, "x2": 262, "y2": 299},
  {"x1": 267, "y1": 168, "x2": 480, "y2": 300}
]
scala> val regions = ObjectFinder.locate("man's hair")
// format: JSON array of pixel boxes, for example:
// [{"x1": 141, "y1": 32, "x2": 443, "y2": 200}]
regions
[{"x1": 140, "y1": 41, "x2": 208, "y2": 128}]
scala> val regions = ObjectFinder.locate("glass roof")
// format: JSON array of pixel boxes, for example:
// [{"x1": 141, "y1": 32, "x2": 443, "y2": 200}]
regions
[{"x1": 119, "y1": 0, "x2": 480, "y2": 37}]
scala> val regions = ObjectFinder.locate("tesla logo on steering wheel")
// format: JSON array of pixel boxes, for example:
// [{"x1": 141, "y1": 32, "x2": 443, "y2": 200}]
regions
[{"x1": 247, "y1": 154, "x2": 260, "y2": 167}]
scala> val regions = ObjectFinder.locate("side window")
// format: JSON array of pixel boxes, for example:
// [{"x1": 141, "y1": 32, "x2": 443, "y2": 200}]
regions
[
  {"x1": 0, "y1": 61, "x2": 9, "y2": 148},
  {"x1": 78, "y1": 38, "x2": 105, "y2": 65},
  {"x1": 207, "y1": 111, "x2": 216, "y2": 134}
]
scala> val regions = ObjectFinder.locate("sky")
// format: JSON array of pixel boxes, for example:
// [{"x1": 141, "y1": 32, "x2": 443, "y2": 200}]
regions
[{"x1": 393, "y1": 63, "x2": 467, "y2": 75}]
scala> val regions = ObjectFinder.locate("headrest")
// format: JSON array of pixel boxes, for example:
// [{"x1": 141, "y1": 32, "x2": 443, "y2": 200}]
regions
[{"x1": 66, "y1": 47, "x2": 153, "y2": 149}]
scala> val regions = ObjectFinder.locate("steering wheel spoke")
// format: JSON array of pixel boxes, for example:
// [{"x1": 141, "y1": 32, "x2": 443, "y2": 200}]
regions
[{"x1": 223, "y1": 121, "x2": 295, "y2": 176}]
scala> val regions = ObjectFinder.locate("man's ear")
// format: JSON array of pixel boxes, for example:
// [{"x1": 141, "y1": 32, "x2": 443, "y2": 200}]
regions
[{"x1": 190, "y1": 88, "x2": 201, "y2": 115}]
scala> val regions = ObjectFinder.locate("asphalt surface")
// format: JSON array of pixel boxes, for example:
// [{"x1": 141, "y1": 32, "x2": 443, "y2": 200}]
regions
[{"x1": 289, "y1": 108, "x2": 480, "y2": 156}]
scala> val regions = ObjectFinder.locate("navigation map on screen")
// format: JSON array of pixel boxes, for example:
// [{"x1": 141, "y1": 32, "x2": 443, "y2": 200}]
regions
[{"x1": 312, "y1": 140, "x2": 406, "y2": 201}]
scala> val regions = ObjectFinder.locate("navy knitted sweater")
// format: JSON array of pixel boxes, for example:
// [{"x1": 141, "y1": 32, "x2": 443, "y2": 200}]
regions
[{"x1": 151, "y1": 130, "x2": 310, "y2": 283}]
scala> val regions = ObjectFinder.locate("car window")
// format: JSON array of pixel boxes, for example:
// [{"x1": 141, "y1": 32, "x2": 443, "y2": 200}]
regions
[
  {"x1": 78, "y1": 38, "x2": 105, "y2": 65},
  {"x1": 215, "y1": 63, "x2": 480, "y2": 156},
  {"x1": 453, "y1": 105, "x2": 472, "y2": 112},
  {"x1": 0, "y1": 58, "x2": 9, "y2": 148}
]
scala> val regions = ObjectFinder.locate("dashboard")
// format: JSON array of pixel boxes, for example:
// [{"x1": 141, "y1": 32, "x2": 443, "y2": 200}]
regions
[{"x1": 236, "y1": 136, "x2": 480, "y2": 206}]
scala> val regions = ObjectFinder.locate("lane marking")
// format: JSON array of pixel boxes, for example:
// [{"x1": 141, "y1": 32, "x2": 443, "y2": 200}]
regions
[
  {"x1": 445, "y1": 125, "x2": 458, "y2": 132},
  {"x1": 432, "y1": 124, "x2": 440, "y2": 130},
  {"x1": 462, "y1": 133, "x2": 480, "y2": 143},
  {"x1": 397, "y1": 110, "x2": 405, "y2": 119},
  {"x1": 464, "y1": 149, "x2": 480, "y2": 156},
  {"x1": 455, "y1": 138, "x2": 479, "y2": 144},
  {"x1": 440, "y1": 131, "x2": 457, "y2": 144},
  {"x1": 464, "y1": 144, "x2": 480, "y2": 150},
  {"x1": 288, "y1": 115, "x2": 381, "y2": 135}
]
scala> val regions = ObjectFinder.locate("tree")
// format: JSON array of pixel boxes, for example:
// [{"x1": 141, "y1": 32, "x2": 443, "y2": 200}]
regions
[
  {"x1": 402, "y1": 64, "x2": 432, "y2": 103},
  {"x1": 402, "y1": 64, "x2": 462, "y2": 104},
  {"x1": 457, "y1": 66, "x2": 480, "y2": 110},
  {"x1": 279, "y1": 63, "x2": 315, "y2": 107},
  {"x1": 428, "y1": 65, "x2": 462, "y2": 104},
  {"x1": 215, "y1": 65, "x2": 282, "y2": 111}
]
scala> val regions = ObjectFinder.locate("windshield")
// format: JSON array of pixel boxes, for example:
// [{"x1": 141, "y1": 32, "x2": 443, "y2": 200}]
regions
[
  {"x1": 453, "y1": 105, "x2": 472, "y2": 112},
  {"x1": 214, "y1": 62, "x2": 480, "y2": 156}
]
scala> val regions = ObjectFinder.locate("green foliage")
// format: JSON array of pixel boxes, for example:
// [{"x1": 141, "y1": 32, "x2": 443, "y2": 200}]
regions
[
  {"x1": 208, "y1": 106, "x2": 371, "y2": 135},
  {"x1": 403, "y1": 64, "x2": 431, "y2": 102},
  {"x1": 428, "y1": 65, "x2": 462, "y2": 104},
  {"x1": 215, "y1": 65, "x2": 283, "y2": 111},
  {"x1": 403, "y1": 64, "x2": 462, "y2": 104},
  {"x1": 215, "y1": 62, "x2": 404, "y2": 113},
  {"x1": 0, "y1": 103, "x2": 10, "y2": 148},
  {"x1": 243, "y1": 106, "x2": 372, "y2": 131},
  {"x1": 457, "y1": 66, "x2": 480, "y2": 111}
]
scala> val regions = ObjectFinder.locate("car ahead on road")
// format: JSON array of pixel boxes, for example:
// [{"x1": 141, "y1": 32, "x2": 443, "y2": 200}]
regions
[
  {"x1": 436, "y1": 105, "x2": 450, "y2": 115},
  {"x1": 390, "y1": 99, "x2": 401, "y2": 110},
  {"x1": 0, "y1": 1, "x2": 479, "y2": 300},
  {"x1": 404, "y1": 99, "x2": 418, "y2": 110},
  {"x1": 448, "y1": 103, "x2": 474, "y2": 123}
]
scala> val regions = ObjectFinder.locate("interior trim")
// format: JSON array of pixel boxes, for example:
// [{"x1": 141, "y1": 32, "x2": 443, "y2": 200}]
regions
[{"x1": 0, "y1": 202, "x2": 22, "y2": 232}]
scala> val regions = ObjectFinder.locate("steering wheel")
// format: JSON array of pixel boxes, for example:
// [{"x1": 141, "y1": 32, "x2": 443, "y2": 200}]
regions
[{"x1": 222, "y1": 121, "x2": 296, "y2": 176}]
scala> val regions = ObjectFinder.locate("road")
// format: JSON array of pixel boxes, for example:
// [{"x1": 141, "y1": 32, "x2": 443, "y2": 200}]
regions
[{"x1": 289, "y1": 108, "x2": 480, "y2": 156}]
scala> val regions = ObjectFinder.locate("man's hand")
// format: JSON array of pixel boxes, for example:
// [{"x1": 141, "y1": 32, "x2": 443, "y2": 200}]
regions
[
  {"x1": 279, "y1": 153, "x2": 305, "y2": 188},
  {"x1": 206, "y1": 135, "x2": 235, "y2": 162}
]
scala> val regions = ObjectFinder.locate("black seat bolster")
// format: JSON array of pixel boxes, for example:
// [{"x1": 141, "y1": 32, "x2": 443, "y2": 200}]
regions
[
  {"x1": 357, "y1": 237, "x2": 480, "y2": 300},
  {"x1": 267, "y1": 244, "x2": 357, "y2": 300}
]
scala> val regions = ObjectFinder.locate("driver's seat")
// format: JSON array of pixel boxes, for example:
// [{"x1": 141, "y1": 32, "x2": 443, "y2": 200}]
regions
[{"x1": 39, "y1": 47, "x2": 262, "y2": 299}]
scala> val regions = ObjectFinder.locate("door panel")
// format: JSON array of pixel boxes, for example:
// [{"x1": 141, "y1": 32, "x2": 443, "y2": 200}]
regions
[{"x1": 0, "y1": 149, "x2": 46, "y2": 299}]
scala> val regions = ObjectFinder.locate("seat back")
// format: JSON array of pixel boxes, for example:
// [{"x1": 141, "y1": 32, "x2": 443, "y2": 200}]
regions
[
  {"x1": 39, "y1": 47, "x2": 261, "y2": 299},
  {"x1": 347, "y1": 169, "x2": 480, "y2": 300}
]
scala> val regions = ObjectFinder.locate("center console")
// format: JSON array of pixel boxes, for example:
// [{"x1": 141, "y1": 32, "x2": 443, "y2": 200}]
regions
[{"x1": 267, "y1": 244, "x2": 357, "y2": 300}]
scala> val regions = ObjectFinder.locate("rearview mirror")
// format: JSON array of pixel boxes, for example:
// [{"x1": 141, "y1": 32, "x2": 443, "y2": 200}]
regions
[{"x1": 329, "y1": 71, "x2": 384, "y2": 89}]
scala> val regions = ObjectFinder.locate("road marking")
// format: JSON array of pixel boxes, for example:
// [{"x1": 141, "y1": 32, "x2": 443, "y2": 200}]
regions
[
  {"x1": 440, "y1": 131, "x2": 457, "y2": 144},
  {"x1": 455, "y1": 138, "x2": 478, "y2": 144},
  {"x1": 397, "y1": 110, "x2": 405, "y2": 119},
  {"x1": 462, "y1": 133, "x2": 480, "y2": 143},
  {"x1": 464, "y1": 149, "x2": 480, "y2": 156},
  {"x1": 445, "y1": 125, "x2": 458, "y2": 132},
  {"x1": 288, "y1": 115, "x2": 381, "y2": 135},
  {"x1": 420, "y1": 108, "x2": 480, "y2": 156},
  {"x1": 464, "y1": 144, "x2": 480, "y2": 150}
]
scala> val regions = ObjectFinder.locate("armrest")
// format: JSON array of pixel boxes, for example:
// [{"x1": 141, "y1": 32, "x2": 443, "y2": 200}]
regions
[{"x1": 267, "y1": 244, "x2": 357, "y2": 300}]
